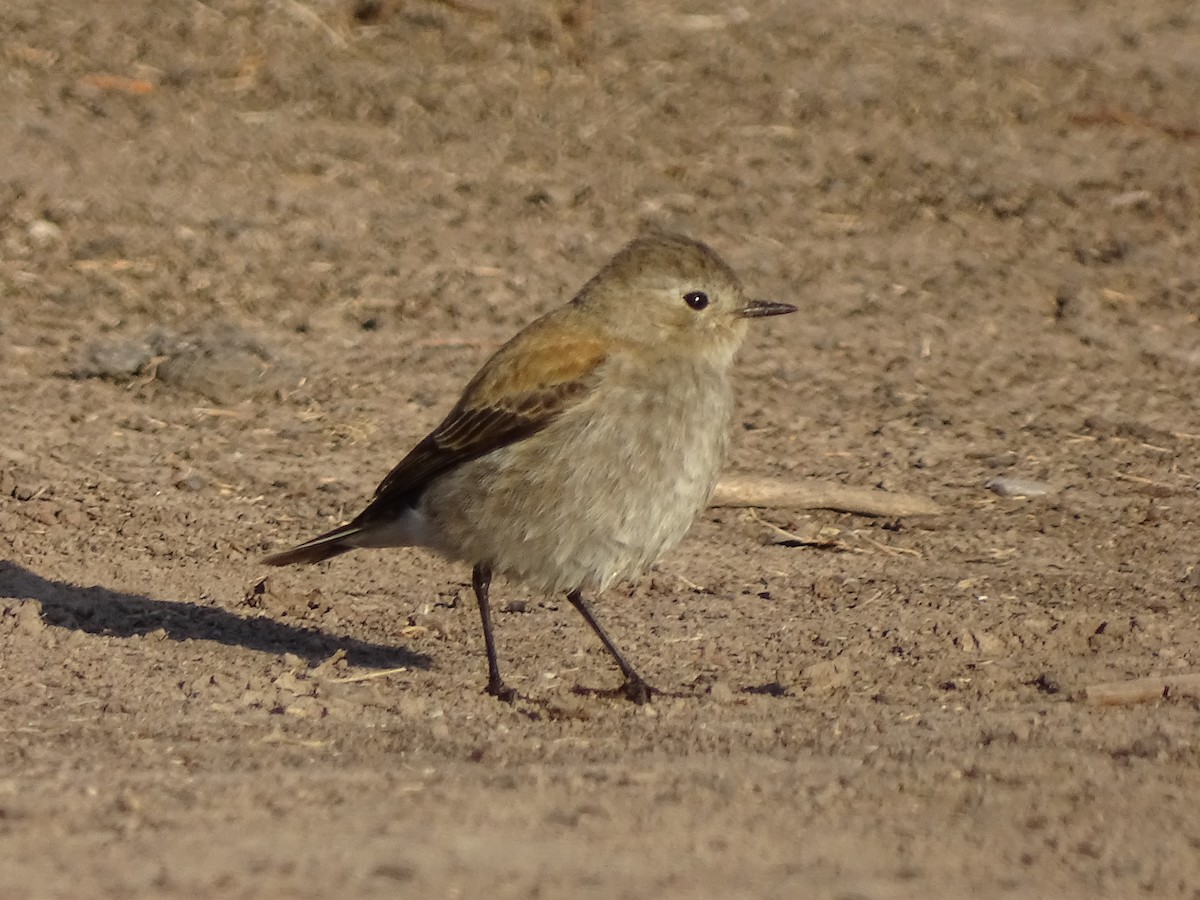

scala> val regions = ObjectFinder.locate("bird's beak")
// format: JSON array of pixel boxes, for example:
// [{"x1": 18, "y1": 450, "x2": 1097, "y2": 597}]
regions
[{"x1": 737, "y1": 299, "x2": 797, "y2": 319}]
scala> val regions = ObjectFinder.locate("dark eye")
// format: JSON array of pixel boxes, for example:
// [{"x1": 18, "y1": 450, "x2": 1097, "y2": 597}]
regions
[{"x1": 683, "y1": 291, "x2": 709, "y2": 311}]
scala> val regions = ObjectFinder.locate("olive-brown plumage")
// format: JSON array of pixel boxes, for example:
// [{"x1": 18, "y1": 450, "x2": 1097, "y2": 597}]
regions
[{"x1": 265, "y1": 233, "x2": 795, "y2": 702}]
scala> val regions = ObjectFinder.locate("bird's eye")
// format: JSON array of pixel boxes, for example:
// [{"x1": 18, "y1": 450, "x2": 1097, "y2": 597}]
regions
[{"x1": 683, "y1": 291, "x2": 709, "y2": 311}]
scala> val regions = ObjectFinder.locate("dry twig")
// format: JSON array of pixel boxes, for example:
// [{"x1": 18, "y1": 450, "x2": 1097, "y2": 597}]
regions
[
  {"x1": 327, "y1": 666, "x2": 410, "y2": 684},
  {"x1": 710, "y1": 476, "x2": 941, "y2": 517},
  {"x1": 1083, "y1": 673, "x2": 1200, "y2": 705}
]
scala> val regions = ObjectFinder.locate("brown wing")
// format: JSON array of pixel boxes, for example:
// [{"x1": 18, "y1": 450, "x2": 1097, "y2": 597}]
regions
[{"x1": 359, "y1": 318, "x2": 607, "y2": 520}]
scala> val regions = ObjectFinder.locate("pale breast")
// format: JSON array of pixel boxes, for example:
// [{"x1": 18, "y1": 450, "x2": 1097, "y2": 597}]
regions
[{"x1": 422, "y1": 354, "x2": 733, "y2": 594}]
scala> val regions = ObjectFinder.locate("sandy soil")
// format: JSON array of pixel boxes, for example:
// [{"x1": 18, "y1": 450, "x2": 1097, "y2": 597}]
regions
[{"x1": 2, "y1": 0, "x2": 1200, "y2": 896}]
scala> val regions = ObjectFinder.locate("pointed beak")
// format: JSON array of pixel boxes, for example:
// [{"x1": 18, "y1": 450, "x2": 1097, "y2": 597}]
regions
[{"x1": 737, "y1": 299, "x2": 797, "y2": 319}]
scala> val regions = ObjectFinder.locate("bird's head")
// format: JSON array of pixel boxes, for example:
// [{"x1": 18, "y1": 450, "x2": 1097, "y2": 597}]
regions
[{"x1": 575, "y1": 233, "x2": 795, "y2": 362}]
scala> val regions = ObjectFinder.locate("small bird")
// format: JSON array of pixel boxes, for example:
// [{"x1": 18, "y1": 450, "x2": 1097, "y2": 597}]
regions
[{"x1": 264, "y1": 233, "x2": 795, "y2": 703}]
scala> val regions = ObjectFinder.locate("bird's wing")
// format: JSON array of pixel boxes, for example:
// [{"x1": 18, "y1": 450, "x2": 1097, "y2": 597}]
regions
[{"x1": 362, "y1": 320, "x2": 607, "y2": 517}]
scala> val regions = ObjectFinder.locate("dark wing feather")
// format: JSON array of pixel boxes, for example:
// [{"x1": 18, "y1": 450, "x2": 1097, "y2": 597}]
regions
[
  {"x1": 370, "y1": 405, "x2": 543, "y2": 502},
  {"x1": 358, "y1": 323, "x2": 607, "y2": 521}
]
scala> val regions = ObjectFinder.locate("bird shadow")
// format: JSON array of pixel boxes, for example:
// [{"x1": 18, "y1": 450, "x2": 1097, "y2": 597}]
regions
[{"x1": 0, "y1": 560, "x2": 430, "y2": 670}]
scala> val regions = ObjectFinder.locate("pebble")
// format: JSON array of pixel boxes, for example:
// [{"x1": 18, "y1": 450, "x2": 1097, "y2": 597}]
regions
[
  {"x1": 272, "y1": 670, "x2": 309, "y2": 695},
  {"x1": 175, "y1": 474, "x2": 207, "y2": 492},
  {"x1": 976, "y1": 631, "x2": 1008, "y2": 656},
  {"x1": 57, "y1": 508, "x2": 88, "y2": 529},
  {"x1": 1109, "y1": 190, "x2": 1153, "y2": 211},
  {"x1": 6, "y1": 601, "x2": 46, "y2": 635},
  {"x1": 708, "y1": 679, "x2": 734, "y2": 702},
  {"x1": 284, "y1": 696, "x2": 326, "y2": 718},
  {"x1": 800, "y1": 659, "x2": 851, "y2": 692},
  {"x1": 13, "y1": 482, "x2": 46, "y2": 501},
  {"x1": 19, "y1": 504, "x2": 58, "y2": 526},
  {"x1": 985, "y1": 476, "x2": 1054, "y2": 498},
  {"x1": 71, "y1": 322, "x2": 302, "y2": 402},
  {"x1": 27, "y1": 219, "x2": 62, "y2": 248},
  {"x1": 156, "y1": 323, "x2": 302, "y2": 404},
  {"x1": 77, "y1": 338, "x2": 158, "y2": 379}
]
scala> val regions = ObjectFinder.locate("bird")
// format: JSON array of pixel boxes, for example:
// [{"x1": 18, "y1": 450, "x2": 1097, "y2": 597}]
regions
[{"x1": 264, "y1": 232, "x2": 795, "y2": 703}]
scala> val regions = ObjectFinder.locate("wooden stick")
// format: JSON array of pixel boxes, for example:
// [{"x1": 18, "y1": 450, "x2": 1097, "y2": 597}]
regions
[
  {"x1": 709, "y1": 476, "x2": 942, "y2": 517},
  {"x1": 1083, "y1": 673, "x2": 1200, "y2": 705},
  {"x1": 326, "y1": 667, "x2": 410, "y2": 684}
]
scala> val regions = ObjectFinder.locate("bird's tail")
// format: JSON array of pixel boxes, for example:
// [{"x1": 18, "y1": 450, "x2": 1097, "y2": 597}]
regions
[{"x1": 262, "y1": 522, "x2": 363, "y2": 566}]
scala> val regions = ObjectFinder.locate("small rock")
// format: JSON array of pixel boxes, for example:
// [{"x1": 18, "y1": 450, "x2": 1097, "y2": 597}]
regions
[
  {"x1": 1121, "y1": 732, "x2": 1171, "y2": 760},
  {"x1": 75, "y1": 338, "x2": 158, "y2": 379},
  {"x1": 182, "y1": 676, "x2": 216, "y2": 698},
  {"x1": 370, "y1": 863, "x2": 416, "y2": 884},
  {"x1": 174, "y1": 474, "x2": 207, "y2": 492},
  {"x1": 27, "y1": 219, "x2": 63, "y2": 248},
  {"x1": 272, "y1": 670, "x2": 308, "y2": 696},
  {"x1": 976, "y1": 631, "x2": 1008, "y2": 656},
  {"x1": 156, "y1": 323, "x2": 302, "y2": 404},
  {"x1": 1088, "y1": 631, "x2": 1120, "y2": 652},
  {"x1": 956, "y1": 630, "x2": 981, "y2": 653},
  {"x1": 800, "y1": 659, "x2": 851, "y2": 691},
  {"x1": 13, "y1": 483, "x2": 44, "y2": 501},
  {"x1": 1021, "y1": 616, "x2": 1054, "y2": 636},
  {"x1": 284, "y1": 696, "x2": 326, "y2": 718},
  {"x1": 19, "y1": 504, "x2": 58, "y2": 526},
  {"x1": 238, "y1": 689, "x2": 271, "y2": 709},
  {"x1": 114, "y1": 791, "x2": 142, "y2": 813},
  {"x1": 241, "y1": 578, "x2": 269, "y2": 609},
  {"x1": 1109, "y1": 190, "x2": 1153, "y2": 211},
  {"x1": 981, "y1": 451, "x2": 1018, "y2": 469},
  {"x1": 708, "y1": 679, "x2": 734, "y2": 702},
  {"x1": 1184, "y1": 567, "x2": 1200, "y2": 590},
  {"x1": 313, "y1": 648, "x2": 348, "y2": 675},
  {"x1": 1053, "y1": 290, "x2": 1109, "y2": 347},
  {"x1": 56, "y1": 508, "x2": 89, "y2": 529},
  {"x1": 118, "y1": 413, "x2": 168, "y2": 433},
  {"x1": 985, "y1": 476, "x2": 1054, "y2": 498},
  {"x1": 6, "y1": 601, "x2": 46, "y2": 635}
]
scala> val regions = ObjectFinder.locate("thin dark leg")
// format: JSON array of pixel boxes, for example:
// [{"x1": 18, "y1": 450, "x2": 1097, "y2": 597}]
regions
[
  {"x1": 472, "y1": 563, "x2": 516, "y2": 702},
  {"x1": 566, "y1": 590, "x2": 653, "y2": 704}
]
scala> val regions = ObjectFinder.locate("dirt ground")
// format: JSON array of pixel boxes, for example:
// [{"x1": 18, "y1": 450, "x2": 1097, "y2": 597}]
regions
[{"x1": 2, "y1": 0, "x2": 1199, "y2": 896}]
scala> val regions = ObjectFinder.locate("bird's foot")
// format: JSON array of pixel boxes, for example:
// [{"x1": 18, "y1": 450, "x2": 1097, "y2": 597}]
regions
[
  {"x1": 485, "y1": 678, "x2": 518, "y2": 703},
  {"x1": 570, "y1": 676, "x2": 657, "y2": 704},
  {"x1": 621, "y1": 676, "x2": 654, "y2": 705}
]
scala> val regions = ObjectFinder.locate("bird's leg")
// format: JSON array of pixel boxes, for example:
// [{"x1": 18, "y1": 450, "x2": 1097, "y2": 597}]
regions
[
  {"x1": 472, "y1": 563, "x2": 516, "y2": 702},
  {"x1": 566, "y1": 589, "x2": 653, "y2": 704}
]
